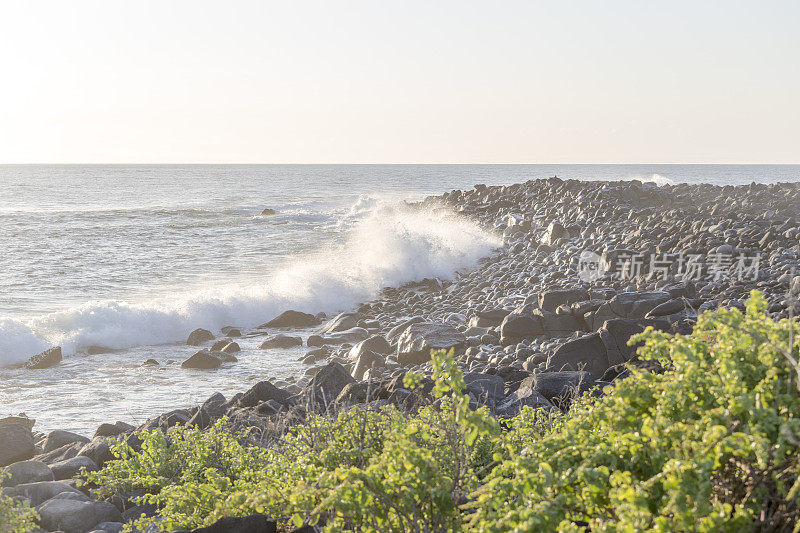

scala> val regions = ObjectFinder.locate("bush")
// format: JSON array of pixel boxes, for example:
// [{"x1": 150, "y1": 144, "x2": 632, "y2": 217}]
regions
[
  {"x1": 85, "y1": 292, "x2": 800, "y2": 532},
  {"x1": 0, "y1": 473, "x2": 38, "y2": 533}
]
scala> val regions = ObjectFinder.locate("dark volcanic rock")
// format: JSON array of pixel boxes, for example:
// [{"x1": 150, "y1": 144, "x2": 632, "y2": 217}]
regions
[
  {"x1": 260, "y1": 310, "x2": 320, "y2": 328},
  {"x1": 309, "y1": 362, "x2": 356, "y2": 404},
  {"x1": 396, "y1": 322, "x2": 466, "y2": 366},
  {"x1": 24, "y1": 346, "x2": 62, "y2": 369},
  {"x1": 539, "y1": 288, "x2": 590, "y2": 312},
  {"x1": 500, "y1": 313, "x2": 543, "y2": 345},
  {"x1": 549, "y1": 332, "x2": 610, "y2": 376},
  {"x1": 238, "y1": 381, "x2": 292, "y2": 408}
]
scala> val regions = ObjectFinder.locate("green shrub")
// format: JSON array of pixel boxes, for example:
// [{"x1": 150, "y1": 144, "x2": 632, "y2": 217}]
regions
[
  {"x1": 85, "y1": 292, "x2": 800, "y2": 532},
  {"x1": 0, "y1": 473, "x2": 38, "y2": 533}
]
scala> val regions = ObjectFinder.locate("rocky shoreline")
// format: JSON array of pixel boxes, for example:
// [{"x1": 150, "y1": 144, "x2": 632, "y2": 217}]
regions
[{"x1": 3, "y1": 177, "x2": 800, "y2": 533}]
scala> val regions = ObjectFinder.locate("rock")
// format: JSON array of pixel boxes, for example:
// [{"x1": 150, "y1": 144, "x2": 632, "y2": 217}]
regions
[
  {"x1": 87, "y1": 346, "x2": 115, "y2": 355},
  {"x1": 181, "y1": 350, "x2": 224, "y2": 369},
  {"x1": 221, "y1": 326, "x2": 242, "y2": 337},
  {"x1": 141, "y1": 358, "x2": 159, "y2": 366},
  {"x1": 318, "y1": 313, "x2": 359, "y2": 334},
  {"x1": 42, "y1": 430, "x2": 90, "y2": 453},
  {"x1": 463, "y1": 373, "x2": 505, "y2": 404},
  {"x1": 37, "y1": 498, "x2": 122, "y2": 533},
  {"x1": 0, "y1": 424, "x2": 35, "y2": 466},
  {"x1": 50, "y1": 456, "x2": 98, "y2": 480},
  {"x1": 187, "y1": 328, "x2": 214, "y2": 346},
  {"x1": 1, "y1": 460, "x2": 53, "y2": 486},
  {"x1": 258, "y1": 335, "x2": 303, "y2": 349},
  {"x1": 539, "y1": 288, "x2": 590, "y2": 312},
  {"x1": 24, "y1": 346, "x2": 62, "y2": 369},
  {"x1": 386, "y1": 316, "x2": 426, "y2": 344},
  {"x1": 599, "y1": 318, "x2": 671, "y2": 362},
  {"x1": 259, "y1": 310, "x2": 320, "y2": 328},
  {"x1": 92, "y1": 522, "x2": 124, "y2": 533},
  {"x1": 309, "y1": 362, "x2": 356, "y2": 404},
  {"x1": 32, "y1": 441, "x2": 82, "y2": 465},
  {"x1": 336, "y1": 382, "x2": 385, "y2": 404},
  {"x1": 351, "y1": 350, "x2": 385, "y2": 381},
  {"x1": 495, "y1": 387, "x2": 553, "y2": 417},
  {"x1": 93, "y1": 421, "x2": 133, "y2": 439},
  {"x1": 348, "y1": 335, "x2": 392, "y2": 360},
  {"x1": 545, "y1": 221, "x2": 567, "y2": 245},
  {"x1": 499, "y1": 313, "x2": 543, "y2": 345},
  {"x1": 76, "y1": 438, "x2": 114, "y2": 468},
  {"x1": 0, "y1": 415, "x2": 35, "y2": 430},
  {"x1": 260, "y1": 208, "x2": 277, "y2": 216},
  {"x1": 186, "y1": 514, "x2": 277, "y2": 533},
  {"x1": 237, "y1": 381, "x2": 292, "y2": 408},
  {"x1": 221, "y1": 341, "x2": 240, "y2": 354},
  {"x1": 524, "y1": 371, "x2": 595, "y2": 405},
  {"x1": 5, "y1": 480, "x2": 82, "y2": 506},
  {"x1": 396, "y1": 322, "x2": 466, "y2": 366},
  {"x1": 549, "y1": 332, "x2": 610, "y2": 377},
  {"x1": 318, "y1": 327, "x2": 370, "y2": 345}
]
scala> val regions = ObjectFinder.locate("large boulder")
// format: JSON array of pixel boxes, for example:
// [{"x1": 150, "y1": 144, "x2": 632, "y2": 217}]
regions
[
  {"x1": 548, "y1": 332, "x2": 610, "y2": 377},
  {"x1": 257, "y1": 335, "x2": 303, "y2": 349},
  {"x1": 181, "y1": 350, "x2": 224, "y2": 369},
  {"x1": 237, "y1": 381, "x2": 292, "y2": 408},
  {"x1": 1, "y1": 460, "x2": 53, "y2": 487},
  {"x1": 0, "y1": 424, "x2": 35, "y2": 466},
  {"x1": 463, "y1": 373, "x2": 505, "y2": 405},
  {"x1": 37, "y1": 498, "x2": 121, "y2": 533},
  {"x1": 495, "y1": 387, "x2": 553, "y2": 417},
  {"x1": 50, "y1": 456, "x2": 98, "y2": 480},
  {"x1": 187, "y1": 393, "x2": 228, "y2": 430},
  {"x1": 599, "y1": 318, "x2": 672, "y2": 363},
  {"x1": 260, "y1": 310, "x2": 320, "y2": 328},
  {"x1": 396, "y1": 322, "x2": 466, "y2": 366},
  {"x1": 539, "y1": 288, "x2": 590, "y2": 312},
  {"x1": 76, "y1": 438, "x2": 115, "y2": 469},
  {"x1": 351, "y1": 350, "x2": 385, "y2": 381},
  {"x1": 187, "y1": 328, "x2": 214, "y2": 346},
  {"x1": 24, "y1": 346, "x2": 62, "y2": 369},
  {"x1": 309, "y1": 362, "x2": 356, "y2": 404},
  {"x1": 318, "y1": 313, "x2": 358, "y2": 334},
  {"x1": 348, "y1": 335, "x2": 392, "y2": 360},
  {"x1": 0, "y1": 415, "x2": 35, "y2": 430},
  {"x1": 316, "y1": 327, "x2": 370, "y2": 345},
  {"x1": 5, "y1": 480, "x2": 82, "y2": 506},
  {"x1": 42, "y1": 430, "x2": 90, "y2": 453},
  {"x1": 523, "y1": 371, "x2": 595, "y2": 406},
  {"x1": 386, "y1": 316, "x2": 426, "y2": 344},
  {"x1": 499, "y1": 313, "x2": 543, "y2": 346}
]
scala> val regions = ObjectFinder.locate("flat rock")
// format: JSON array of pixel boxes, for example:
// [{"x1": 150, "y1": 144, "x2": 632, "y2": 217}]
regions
[{"x1": 396, "y1": 322, "x2": 466, "y2": 366}]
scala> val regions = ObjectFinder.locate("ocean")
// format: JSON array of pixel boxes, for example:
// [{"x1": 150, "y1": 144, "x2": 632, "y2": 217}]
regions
[{"x1": 1, "y1": 164, "x2": 798, "y2": 434}]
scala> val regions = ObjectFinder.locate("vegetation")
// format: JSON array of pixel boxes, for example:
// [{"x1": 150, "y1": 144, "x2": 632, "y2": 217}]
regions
[
  {"x1": 85, "y1": 291, "x2": 800, "y2": 532},
  {"x1": 0, "y1": 473, "x2": 38, "y2": 533}
]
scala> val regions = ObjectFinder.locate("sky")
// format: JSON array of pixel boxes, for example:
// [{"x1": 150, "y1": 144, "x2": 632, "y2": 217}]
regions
[{"x1": 0, "y1": 1, "x2": 798, "y2": 164}]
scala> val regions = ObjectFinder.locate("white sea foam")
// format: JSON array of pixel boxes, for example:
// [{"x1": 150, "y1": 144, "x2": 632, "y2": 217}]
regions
[{"x1": 0, "y1": 201, "x2": 500, "y2": 367}]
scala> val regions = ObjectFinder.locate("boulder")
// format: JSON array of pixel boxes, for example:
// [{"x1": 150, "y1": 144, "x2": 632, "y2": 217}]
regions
[
  {"x1": 351, "y1": 350, "x2": 385, "y2": 381},
  {"x1": 181, "y1": 350, "x2": 224, "y2": 369},
  {"x1": 76, "y1": 438, "x2": 114, "y2": 468},
  {"x1": 32, "y1": 441, "x2": 82, "y2": 465},
  {"x1": 221, "y1": 342, "x2": 240, "y2": 354},
  {"x1": 260, "y1": 310, "x2": 320, "y2": 328},
  {"x1": 309, "y1": 362, "x2": 356, "y2": 403},
  {"x1": 539, "y1": 288, "x2": 590, "y2": 312},
  {"x1": 524, "y1": 371, "x2": 595, "y2": 405},
  {"x1": 495, "y1": 387, "x2": 553, "y2": 417},
  {"x1": 260, "y1": 208, "x2": 276, "y2": 215},
  {"x1": 187, "y1": 328, "x2": 214, "y2": 346},
  {"x1": 257, "y1": 335, "x2": 303, "y2": 349},
  {"x1": 24, "y1": 346, "x2": 62, "y2": 369},
  {"x1": 42, "y1": 430, "x2": 90, "y2": 453},
  {"x1": 549, "y1": 332, "x2": 610, "y2": 377},
  {"x1": 318, "y1": 327, "x2": 370, "y2": 345},
  {"x1": 386, "y1": 316, "x2": 426, "y2": 344},
  {"x1": 463, "y1": 373, "x2": 505, "y2": 404},
  {"x1": 237, "y1": 381, "x2": 292, "y2": 408},
  {"x1": 1, "y1": 460, "x2": 53, "y2": 486},
  {"x1": 6, "y1": 480, "x2": 82, "y2": 506},
  {"x1": 187, "y1": 393, "x2": 228, "y2": 430},
  {"x1": 0, "y1": 424, "x2": 35, "y2": 466},
  {"x1": 499, "y1": 313, "x2": 543, "y2": 345},
  {"x1": 93, "y1": 421, "x2": 133, "y2": 439},
  {"x1": 37, "y1": 498, "x2": 121, "y2": 533},
  {"x1": 348, "y1": 335, "x2": 392, "y2": 360},
  {"x1": 220, "y1": 326, "x2": 242, "y2": 337},
  {"x1": 50, "y1": 456, "x2": 98, "y2": 480},
  {"x1": 396, "y1": 322, "x2": 466, "y2": 366},
  {"x1": 599, "y1": 318, "x2": 671, "y2": 362},
  {"x1": 0, "y1": 415, "x2": 35, "y2": 430},
  {"x1": 318, "y1": 313, "x2": 359, "y2": 334}
]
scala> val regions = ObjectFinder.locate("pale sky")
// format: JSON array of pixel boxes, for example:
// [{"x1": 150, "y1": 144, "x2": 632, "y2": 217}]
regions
[{"x1": 0, "y1": 1, "x2": 798, "y2": 164}]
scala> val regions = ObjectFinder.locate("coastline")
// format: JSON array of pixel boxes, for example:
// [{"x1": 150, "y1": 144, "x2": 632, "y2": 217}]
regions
[{"x1": 3, "y1": 177, "x2": 800, "y2": 530}]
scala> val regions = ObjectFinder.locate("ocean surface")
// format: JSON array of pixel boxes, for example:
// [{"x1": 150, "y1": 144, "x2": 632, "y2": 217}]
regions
[{"x1": 1, "y1": 164, "x2": 798, "y2": 435}]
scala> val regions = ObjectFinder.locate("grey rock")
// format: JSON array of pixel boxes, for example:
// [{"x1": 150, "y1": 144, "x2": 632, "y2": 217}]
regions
[
  {"x1": 257, "y1": 335, "x2": 303, "y2": 349},
  {"x1": 50, "y1": 456, "x2": 98, "y2": 480},
  {"x1": 0, "y1": 424, "x2": 35, "y2": 466},
  {"x1": 318, "y1": 312, "x2": 358, "y2": 334},
  {"x1": 24, "y1": 346, "x2": 62, "y2": 369},
  {"x1": 6, "y1": 480, "x2": 82, "y2": 506},
  {"x1": 181, "y1": 350, "x2": 224, "y2": 369},
  {"x1": 260, "y1": 310, "x2": 320, "y2": 328},
  {"x1": 42, "y1": 430, "x2": 90, "y2": 453},
  {"x1": 187, "y1": 328, "x2": 214, "y2": 346},
  {"x1": 1, "y1": 460, "x2": 53, "y2": 487},
  {"x1": 396, "y1": 322, "x2": 466, "y2": 366}
]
